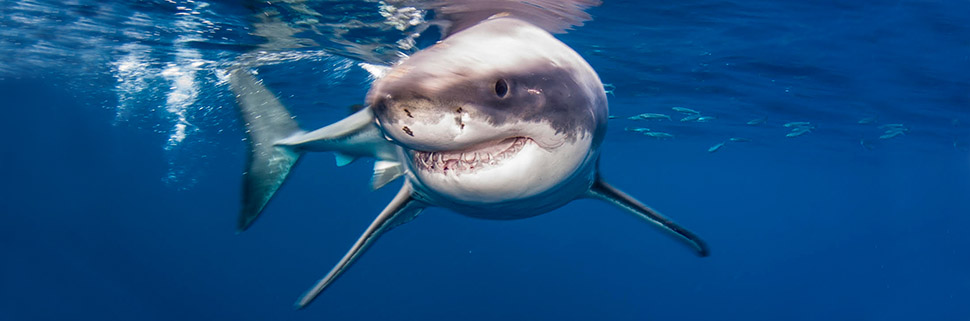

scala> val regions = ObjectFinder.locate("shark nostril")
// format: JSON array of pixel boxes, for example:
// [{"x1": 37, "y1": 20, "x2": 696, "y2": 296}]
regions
[
  {"x1": 402, "y1": 126, "x2": 414, "y2": 136},
  {"x1": 404, "y1": 108, "x2": 413, "y2": 118}
]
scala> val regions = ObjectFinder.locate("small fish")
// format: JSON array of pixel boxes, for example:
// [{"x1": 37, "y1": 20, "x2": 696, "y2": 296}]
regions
[
  {"x1": 695, "y1": 116, "x2": 716, "y2": 122},
  {"x1": 680, "y1": 114, "x2": 702, "y2": 122},
  {"x1": 708, "y1": 142, "x2": 725, "y2": 153},
  {"x1": 860, "y1": 139, "x2": 874, "y2": 150},
  {"x1": 878, "y1": 123, "x2": 905, "y2": 130},
  {"x1": 786, "y1": 128, "x2": 812, "y2": 137},
  {"x1": 857, "y1": 116, "x2": 877, "y2": 124},
  {"x1": 643, "y1": 132, "x2": 675, "y2": 139},
  {"x1": 608, "y1": 115, "x2": 617, "y2": 119},
  {"x1": 728, "y1": 137, "x2": 750, "y2": 142},
  {"x1": 603, "y1": 83, "x2": 616, "y2": 96},
  {"x1": 746, "y1": 117, "x2": 766, "y2": 125},
  {"x1": 879, "y1": 131, "x2": 905, "y2": 140},
  {"x1": 784, "y1": 121, "x2": 812, "y2": 128},
  {"x1": 955, "y1": 139, "x2": 969, "y2": 151},
  {"x1": 672, "y1": 107, "x2": 700, "y2": 114},
  {"x1": 883, "y1": 127, "x2": 909, "y2": 134},
  {"x1": 624, "y1": 127, "x2": 651, "y2": 133},
  {"x1": 627, "y1": 113, "x2": 671, "y2": 121}
]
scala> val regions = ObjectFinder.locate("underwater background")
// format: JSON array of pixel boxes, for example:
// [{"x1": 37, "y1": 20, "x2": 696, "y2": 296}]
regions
[{"x1": 2, "y1": 0, "x2": 968, "y2": 320}]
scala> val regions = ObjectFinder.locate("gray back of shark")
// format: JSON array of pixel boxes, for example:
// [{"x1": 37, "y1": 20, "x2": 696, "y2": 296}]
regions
[{"x1": 228, "y1": 0, "x2": 708, "y2": 310}]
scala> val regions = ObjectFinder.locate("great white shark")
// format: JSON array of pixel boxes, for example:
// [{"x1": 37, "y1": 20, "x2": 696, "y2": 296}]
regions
[{"x1": 229, "y1": 0, "x2": 708, "y2": 309}]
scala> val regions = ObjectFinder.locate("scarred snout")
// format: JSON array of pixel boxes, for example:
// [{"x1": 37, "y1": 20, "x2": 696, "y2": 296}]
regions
[
  {"x1": 372, "y1": 95, "x2": 464, "y2": 151},
  {"x1": 372, "y1": 95, "x2": 563, "y2": 152},
  {"x1": 366, "y1": 16, "x2": 607, "y2": 154}
]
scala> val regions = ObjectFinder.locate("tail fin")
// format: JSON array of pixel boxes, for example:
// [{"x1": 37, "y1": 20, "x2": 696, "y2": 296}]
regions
[{"x1": 229, "y1": 69, "x2": 304, "y2": 231}]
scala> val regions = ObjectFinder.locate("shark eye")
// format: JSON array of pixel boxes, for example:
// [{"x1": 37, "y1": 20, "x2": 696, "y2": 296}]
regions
[{"x1": 494, "y1": 79, "x2": 509, "y2": 98}]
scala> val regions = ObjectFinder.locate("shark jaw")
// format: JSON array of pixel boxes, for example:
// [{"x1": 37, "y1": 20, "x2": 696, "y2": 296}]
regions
[
  {"x1": 401, "y1": 130, "x2": 595, "y2": 208},
  {"x1": 409, "y1": 136, "x2": 529, "y2": 174}
]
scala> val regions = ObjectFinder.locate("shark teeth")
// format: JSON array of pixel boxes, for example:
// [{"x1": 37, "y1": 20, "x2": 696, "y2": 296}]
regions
[{"x1": 412, "y1": 137, "x2": 529, "y2": 174}]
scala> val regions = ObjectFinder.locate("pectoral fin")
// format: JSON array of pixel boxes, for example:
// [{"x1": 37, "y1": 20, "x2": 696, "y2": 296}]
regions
[
  {"x1": 585, "y1": 175, "x2": 709, "y2": 257},
  {"x1": 371, "y1": 160, "x2": 404, "y2": 190},
  {"x1": 295, "y1": 182, "x2": 425, "y2": 309}
]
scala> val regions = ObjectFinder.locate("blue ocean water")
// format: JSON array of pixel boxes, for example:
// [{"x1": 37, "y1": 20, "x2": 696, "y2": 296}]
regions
[{"x1": 2, "y1": 0, "x2": 968, "y2": 320}]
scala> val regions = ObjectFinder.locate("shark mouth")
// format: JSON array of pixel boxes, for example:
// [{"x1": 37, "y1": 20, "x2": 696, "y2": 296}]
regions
[{"x1": 411, "y1": 137, "x2": 532, "y2": 174}]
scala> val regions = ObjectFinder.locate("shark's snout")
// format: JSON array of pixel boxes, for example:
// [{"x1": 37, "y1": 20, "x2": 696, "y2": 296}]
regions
[
  {"x1": 373, "y1": 96, "x2": 512, "y2": 152},
  {"x1": 374, "y1": 99, "x2": 453, "y2": 149}
]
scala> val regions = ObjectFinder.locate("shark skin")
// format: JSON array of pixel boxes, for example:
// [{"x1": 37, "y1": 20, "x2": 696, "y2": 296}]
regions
[{"x1": 229, "y1": 0, "x2": 709, "y2": 309}]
